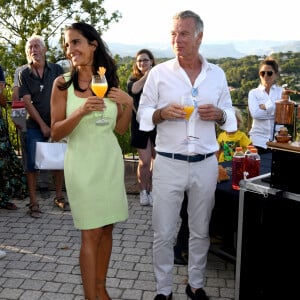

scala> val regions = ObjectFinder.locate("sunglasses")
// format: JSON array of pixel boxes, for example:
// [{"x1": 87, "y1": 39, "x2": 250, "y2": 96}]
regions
[{"x1": 260, "y1": 71, "x2": 274, "y2": 77}]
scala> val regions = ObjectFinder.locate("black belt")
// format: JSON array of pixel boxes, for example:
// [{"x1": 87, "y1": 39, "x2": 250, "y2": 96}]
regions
[{"x1": 157, "y1": 151, "x2": 215, "y2": 162}]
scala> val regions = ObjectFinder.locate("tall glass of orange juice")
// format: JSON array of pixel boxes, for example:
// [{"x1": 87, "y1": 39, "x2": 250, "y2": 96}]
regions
[
  {"x1": 91, "y1": 74, "x2": 108, "y2": 125},
  {"x1": 181, "y1": 95, "x2": 196, "y2": 144},
  {"x1": 183, "y1": 105, "x2": 194, "y2": 120}
]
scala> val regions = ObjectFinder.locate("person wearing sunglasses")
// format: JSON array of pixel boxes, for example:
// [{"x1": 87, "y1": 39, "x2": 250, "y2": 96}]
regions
[{"x1": 248, "y1": 57, "x2": 285, "y2": 154}]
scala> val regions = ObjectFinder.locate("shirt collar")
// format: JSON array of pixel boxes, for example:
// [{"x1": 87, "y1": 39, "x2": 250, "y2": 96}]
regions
[
  {"x1": 258, "y1": 83, "x2": 277, "y2": 91},
  {"x1": 173, "y1": 54, "x2": 210, "y2": 71},
  {"x1": 28, "y1": 61, "x2": 49, "y2": 70}
]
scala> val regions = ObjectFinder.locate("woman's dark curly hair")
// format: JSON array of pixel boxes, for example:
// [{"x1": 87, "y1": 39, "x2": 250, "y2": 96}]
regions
[{"x1": 59, "y1": 22, "x2": 119, "y2": 94}]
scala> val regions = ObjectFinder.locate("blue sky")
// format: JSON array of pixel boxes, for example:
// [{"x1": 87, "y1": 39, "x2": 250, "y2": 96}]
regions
[{"x1": 102, "y1": 0, "x2": 299, "y2": 45}]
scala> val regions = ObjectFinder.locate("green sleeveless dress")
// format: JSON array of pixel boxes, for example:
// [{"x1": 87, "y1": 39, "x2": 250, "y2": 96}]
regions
[{"x1": 64, "y1": 82, "x2": 128, "y2": 230}]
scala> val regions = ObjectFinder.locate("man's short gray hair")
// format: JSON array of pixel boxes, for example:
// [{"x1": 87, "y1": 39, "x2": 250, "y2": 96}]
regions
[{"x1": 173, "y1": 10, "x2": 204, "y2": 34}]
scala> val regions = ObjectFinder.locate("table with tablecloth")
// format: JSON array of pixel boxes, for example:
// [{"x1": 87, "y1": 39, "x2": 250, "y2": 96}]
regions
[{"x1": 210, "y1": 153, "x2": 272, "y2": 262}]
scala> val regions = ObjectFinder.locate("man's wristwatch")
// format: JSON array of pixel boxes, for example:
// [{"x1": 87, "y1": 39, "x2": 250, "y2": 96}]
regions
[{"x1": 216, "y1": 110, "x2": 227, "y2": 125}]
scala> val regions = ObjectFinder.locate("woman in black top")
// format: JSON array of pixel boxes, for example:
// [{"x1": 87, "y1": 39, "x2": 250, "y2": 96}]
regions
[{"x1": 127, "y1": 49, "x2": 156, "y2": 206}]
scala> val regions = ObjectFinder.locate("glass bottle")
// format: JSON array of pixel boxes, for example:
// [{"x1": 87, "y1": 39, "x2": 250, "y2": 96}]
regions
[
  {"x1": 231, "y1": 146, "x2": 245, "y2": 190},
  {"x1": 246, "y1": 148, "x2": 260, "y2": 179}
]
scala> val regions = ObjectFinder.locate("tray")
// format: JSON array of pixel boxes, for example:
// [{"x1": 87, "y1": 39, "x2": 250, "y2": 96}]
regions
[{"x1": 267, "y1": 141, "x2": 300, "y2": 153}]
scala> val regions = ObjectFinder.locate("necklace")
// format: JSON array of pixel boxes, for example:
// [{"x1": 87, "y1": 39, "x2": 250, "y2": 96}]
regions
[
  {"x1": 78, "y1": 79, "x2": 92, "y2": 92},
  {"x1": 33, "y1": 66, "x2": 45, "y2": 92},
  {"x1": 34, "y1": 66, "x2": 44, "y2": 79}
]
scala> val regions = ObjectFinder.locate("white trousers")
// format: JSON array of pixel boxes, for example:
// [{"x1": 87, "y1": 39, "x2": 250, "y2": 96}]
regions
[{"x1": 152, "y1": 154, "x2": 218, "y2": 295}]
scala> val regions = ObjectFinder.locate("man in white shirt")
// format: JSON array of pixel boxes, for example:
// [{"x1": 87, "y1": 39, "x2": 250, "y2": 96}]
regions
[{"x1": 137, "y1": 10, "x2": 236, "y2": 300}]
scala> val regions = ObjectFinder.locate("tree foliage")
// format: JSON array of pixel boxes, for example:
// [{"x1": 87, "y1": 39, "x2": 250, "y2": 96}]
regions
[
  {"x1": 0, "y1": 0, "x2": 121, "y2": 86},
  {"x1": 212, "y1": 52, "x2": 300, "y2": 107}
]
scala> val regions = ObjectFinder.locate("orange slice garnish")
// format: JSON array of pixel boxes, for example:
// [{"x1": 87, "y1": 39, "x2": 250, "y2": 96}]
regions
[{"x1": 97, "y1": 66, "x2": 106, "y2": 77}]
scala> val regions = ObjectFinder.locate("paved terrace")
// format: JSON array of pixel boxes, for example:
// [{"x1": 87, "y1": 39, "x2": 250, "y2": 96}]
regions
[{"x1": 0, "y1": 162, "x2": 235, "y2": 300}]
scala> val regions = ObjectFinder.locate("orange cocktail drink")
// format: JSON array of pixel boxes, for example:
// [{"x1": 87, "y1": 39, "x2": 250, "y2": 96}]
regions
[
  {"x1": 183, "y1": 105, "x2": 194, "y2": 120},
  {"x1": 91, "y1": 83, "x2": 108, "y2": 97}
]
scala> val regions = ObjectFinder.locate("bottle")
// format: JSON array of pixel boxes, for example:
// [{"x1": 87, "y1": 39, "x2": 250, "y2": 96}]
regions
[
  {"x1": 246, "y1": 148, "x2": 260, "y2": 179},
  {"x1": 244, "y1": 145, "x2": 255, "y2": 179},
  {"x1": 231, "y1": 146, "x2": 245, "y2": 190},
  {"x1": 245, "y1": 145, "x2": 255, "y2": 156}
]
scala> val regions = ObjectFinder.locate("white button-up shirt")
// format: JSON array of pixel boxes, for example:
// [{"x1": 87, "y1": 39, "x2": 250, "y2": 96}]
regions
[
  {"x1": 137, "y1": 55, "x2": 236, "y2": 155},
  {"x1": 248, "y1": 84, "x2": 283, "y2": 149}
]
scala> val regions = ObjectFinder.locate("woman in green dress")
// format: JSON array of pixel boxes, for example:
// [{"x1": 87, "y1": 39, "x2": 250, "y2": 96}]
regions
[{"x1": 50, "y1": 23, "x2": 133, "y2": 300}]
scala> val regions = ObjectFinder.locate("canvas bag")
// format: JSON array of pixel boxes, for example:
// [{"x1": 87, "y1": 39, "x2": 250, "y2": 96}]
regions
[{"x1": 35, "y1": 141, "x2": 67, "y2": 170}]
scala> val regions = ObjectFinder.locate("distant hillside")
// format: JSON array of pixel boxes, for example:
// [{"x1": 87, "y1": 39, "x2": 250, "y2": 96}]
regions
[{"x1": 106, "y1": 40, "x2": 300, "y2": 59}]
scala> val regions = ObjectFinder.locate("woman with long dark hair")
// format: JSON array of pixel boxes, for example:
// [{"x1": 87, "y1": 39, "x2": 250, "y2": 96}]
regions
[{"x1": 50, "y1": 23, "x2": 133, "y2": 300}]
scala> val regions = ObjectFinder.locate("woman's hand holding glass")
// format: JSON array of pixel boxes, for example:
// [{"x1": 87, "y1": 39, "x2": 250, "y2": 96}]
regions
[{"x1": 91, "y1": 74, "x2": 108, "y2": 125}]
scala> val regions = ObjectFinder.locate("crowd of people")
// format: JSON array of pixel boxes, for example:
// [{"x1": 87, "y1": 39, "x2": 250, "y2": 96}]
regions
[{"x1": 0, "y1": 8, "x2": 289, "y2": 300}]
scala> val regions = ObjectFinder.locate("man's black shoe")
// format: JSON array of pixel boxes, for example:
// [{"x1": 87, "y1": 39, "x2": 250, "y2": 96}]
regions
[
  {"x1": 154, "y1": 292, "x2": 172, "y2": 299},
  {"x1": 186, "y1": 284, "x2": 209, "y2": 300}
]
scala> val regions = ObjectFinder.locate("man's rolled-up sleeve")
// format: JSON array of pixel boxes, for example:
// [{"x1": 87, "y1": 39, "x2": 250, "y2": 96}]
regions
[
  {"x1": 220, "y1": 108, "x2": 237, "y2": 132},
  {"x1": 137, "y1": 107, "x2": 156, "y2": 132}
]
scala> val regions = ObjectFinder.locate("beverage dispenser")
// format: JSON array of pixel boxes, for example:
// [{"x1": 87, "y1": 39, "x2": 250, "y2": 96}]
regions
[{"x1": 274, "y1": 89, "x2": 300, "y2": 141}]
